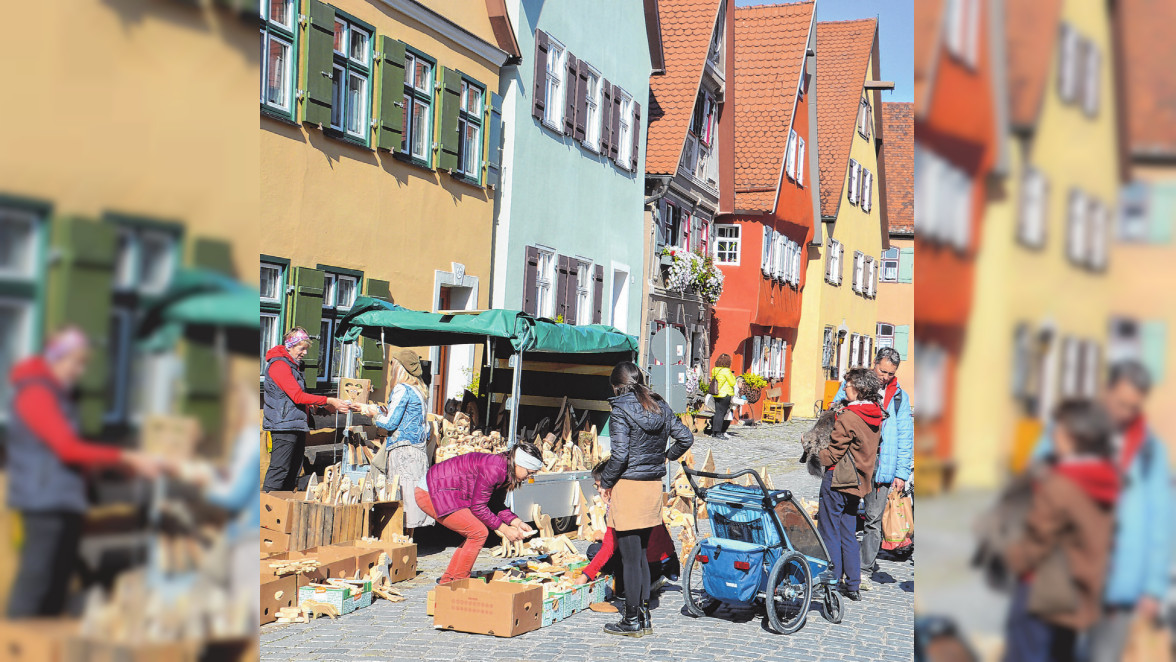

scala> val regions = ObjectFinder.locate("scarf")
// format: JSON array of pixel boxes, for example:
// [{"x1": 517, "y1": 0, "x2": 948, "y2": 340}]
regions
[
  {"x1": 845, "y1": 401, "x2": 884, "y2": 427},
  {"x1": 882, "y1": 378, "x2": 899, "y2": 410},
  {"x1": 1120, "y1": 416, "x2": 1147, "y2": 471},
  {"x1": 1053, "y1": 457, "x2": 1120, "y2": 505}
]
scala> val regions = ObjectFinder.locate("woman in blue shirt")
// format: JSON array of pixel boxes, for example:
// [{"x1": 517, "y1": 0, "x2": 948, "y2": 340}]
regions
[{"x1": 369, "y1": 350, "x2": 433, "y2": 535}]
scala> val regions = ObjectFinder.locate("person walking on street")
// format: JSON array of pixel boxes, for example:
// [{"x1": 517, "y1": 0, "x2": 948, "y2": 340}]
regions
[
  {"x1": 1031, "y1": 361, "x2": 1172, "y2": 662},
  {"x1": 599, "y1": 362, "x2": 694, "y2": 637},
  {"x1": 818, "y1": 368, "x2": 884, "y2": 602},
  {"x1": 709, "y1": 354, "x2": 737, "y2": 439},
  {"x1": 262, "y1": 327, "x2": 351, "y2": 492},
  {"x1": 833, "y1": 347, "x2": 913, "y2": 588},
  {"x1": 6, "y1": 327, "x2": 167, "y2": 618}
]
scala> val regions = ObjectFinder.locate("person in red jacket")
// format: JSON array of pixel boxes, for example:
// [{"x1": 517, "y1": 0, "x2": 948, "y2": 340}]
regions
[
  {"x1": 7, "y1": 327, "x2": 166, "y2": 618},
  {"x1": 574, "y1": 461, "x2": 680, "y2": 609},
  {"x1": 262, "y1": 327, "x2": 352, "y2": 492}
]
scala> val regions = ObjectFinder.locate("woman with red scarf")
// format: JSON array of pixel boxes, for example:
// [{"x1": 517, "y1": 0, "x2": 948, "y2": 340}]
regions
[{"x1": 817, "y1": 368, "x2": 885, "y2": 601}]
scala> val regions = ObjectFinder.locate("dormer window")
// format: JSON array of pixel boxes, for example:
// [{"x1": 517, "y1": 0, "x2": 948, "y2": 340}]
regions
[{"x1": 708, "y1": 4, "x2": 726, "y2": 70}]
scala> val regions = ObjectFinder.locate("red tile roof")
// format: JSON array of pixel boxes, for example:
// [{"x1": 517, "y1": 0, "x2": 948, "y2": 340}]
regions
[
  {"x1": 1005, "y1": 0, "x2": 1064, "y2": 129},
  {"x1": 816, "y1": 19, "x2": 877, "y2": 217},
  {"x1": 1120, "y1": 0, "x2": 1176, "y2": 156},
  {"x1": 882, "y1": 102, "x2": 914, "y2": 235},
  {"x1": 645, "y1": 0, "x2": 725, "y2": 176},
  {"x1": 732, "y1": 1, "x2": 815, "y2": 211}
]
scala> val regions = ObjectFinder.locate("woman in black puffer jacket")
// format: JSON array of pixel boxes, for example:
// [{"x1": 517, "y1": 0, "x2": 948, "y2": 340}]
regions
[{"x1": 599, "y1": 362, "x2": 694, "y2": 637}]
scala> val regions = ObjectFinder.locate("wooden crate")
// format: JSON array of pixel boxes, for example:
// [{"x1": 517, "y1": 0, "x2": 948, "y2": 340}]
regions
[{"x1": 288, "y1": 500, "x2": 365, "y2": 551}]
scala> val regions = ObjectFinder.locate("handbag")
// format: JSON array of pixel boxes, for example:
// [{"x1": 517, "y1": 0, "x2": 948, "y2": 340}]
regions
[
  {"x1": 881, "y1": 490, "x2": 914, "y2": 549},
  {"x1": 708, "y1": 375, "x2": 720, "y2": 396},
  {"x1": 831, "y1": 449, "x2": 860, "y2": 490},
  {"x1": 1027, "y1": 548, "x2": 1080, "y2": 616}
]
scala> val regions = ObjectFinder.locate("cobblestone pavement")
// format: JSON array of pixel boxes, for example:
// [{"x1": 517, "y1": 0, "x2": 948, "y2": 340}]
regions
[{"x1": 261, "y1": 419, "x2": 915, "y2": 661}]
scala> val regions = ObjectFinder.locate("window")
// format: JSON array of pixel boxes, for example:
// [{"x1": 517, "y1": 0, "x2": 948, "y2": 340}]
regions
[
  {"x1": 881, "y1": 248, "x2": 899, "y2": 282},
  {"x1": 617, "y1": 91, "x2": 634, "y2": 169},
  {"x1": 944, "y1": 0, "x2": 980, "y2": 66},
  {"x1": 916, "y1": 146, "x2": 973, "y2": 251},
  {"x1": 796, "y1": 137, "x2": 806, "y2": 187},
  {"x1": 877, "y1": 323, "x2": 895, "y2": 349},
  {"x1": 852, "y1": 251, "x2": 865, "y2": 293},
  {"x1": 329, "y1": 15, "x2": 372, "y2": 143},
  {"x1": 848, "y1": 160, "x2": 861, "y2": 205},
  {"x1": 110, "y1": 223, "x2": 179, "y2": 296},
  {"x1": 861, "y1": 168, "x2": 874, "y2": 213},
  {"x1": 825, "y1": 240, "x2": 843, "y2": 285},
  {"x1": 916, "y1": 343, "x2": 947, "y2": 420},
  {"x1": 260, "y1": 259, "x2": 288, "y2": 372},
  {"x1": 583, "y1": 66, "x2": 603, "y2": 151},
  {"x1": 535, "y1": 248, "x2": 555, "y2": 319},
  {"x1": 691, "y1": 94, "x2": 718, "y2": 148},
  {"x1": 1017, "y1": 167, "x2": 1049, "y2": 248},
  {"x1": 319, "y1": 269, "x2": 361, "y2": 383},
  {"x1": 260, "y1": 0, "x2": 296, "y2": 118},
  {"x1": 1118, "y1": 182, "x2": 1150, "y2": 241},
  {"x1": 456, "y1": 79, "x2": 484, "y2": 181},
  {"x1": 403, "y1": 51, "x2": 434, "y2": 162},
  {"x1": 821, "y1": 327, "x2": 835, "y2": 369},
  {"x1": 0, "y1": 298, "x2": 34, "y2": 420},
  {"x1": 0, "y1": 205, "x2": 43, "y2": 418},
  {"x1": 610, "y1": 267, "x2": 629, "y2": 333},
  {"x1": 714, "y1": 224, "x2": 740, "y2": 265},
  {"x1": 543, "y1": 38, "x2": 567, "y2": 129},
  {"x1": 785, "y1": 130, "x2": 798, "y2": 181},
  {"x1": 857, "y1": 99, "x2": 872, "y2": 140},
  {"x1": 0, "y1": 209, "x2": 40, "y2": 280},
  {"x1": 1058, "y1": 23, "x2": 1080, "y2": 103},
  {"x1": 684, "y1": 91, "x2": 719, "y2": 187}
]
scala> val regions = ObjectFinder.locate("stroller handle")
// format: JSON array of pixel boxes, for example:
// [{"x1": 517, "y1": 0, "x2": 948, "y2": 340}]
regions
[{"x1": 680, "y1": 464, "x2": 772, "y2": 499}]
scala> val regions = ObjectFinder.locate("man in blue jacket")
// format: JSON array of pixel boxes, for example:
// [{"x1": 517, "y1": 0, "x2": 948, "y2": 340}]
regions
[
  {"x1": 834, "y1": 347, "x2": 914, "y2": 586},
  {"x1": 1031, "y1": 361, "x2": 1172, "y2": 662}
]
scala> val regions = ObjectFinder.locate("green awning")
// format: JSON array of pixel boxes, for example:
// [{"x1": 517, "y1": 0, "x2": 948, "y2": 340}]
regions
[
  {"x1": 138, "y1": 268, "x2": 260, "y2": 345},
  {"x1": 336, "y1": 297, "x2": 638, "y2": 355}
]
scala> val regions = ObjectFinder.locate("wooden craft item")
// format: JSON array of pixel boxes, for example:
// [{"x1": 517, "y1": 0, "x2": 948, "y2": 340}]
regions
[
  {"x1": 701, "y1": 450, "x2": 716, "y2": 487},
  {"x1": 337, "y1": 378, "x2": 372, "y2": 405},
  {"x1": 300, "y1": 599, "x2": 339, "y2": 620}
]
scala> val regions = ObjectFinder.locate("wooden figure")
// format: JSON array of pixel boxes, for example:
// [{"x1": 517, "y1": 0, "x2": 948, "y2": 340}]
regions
[
  {"x1": 337, "y1": 378, "x2": 372, "y2": 405},
  {"x1": 301, "y1": 599, "x2": 339, "y2": 620},
  {"x1": 700, "y1": 450, "x2": 716, "y2": 487}
]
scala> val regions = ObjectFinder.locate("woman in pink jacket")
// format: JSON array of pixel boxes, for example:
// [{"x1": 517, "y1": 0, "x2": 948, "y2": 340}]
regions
[{"x1": 415, "y1": 441, "x2": 543, "y2": 584}]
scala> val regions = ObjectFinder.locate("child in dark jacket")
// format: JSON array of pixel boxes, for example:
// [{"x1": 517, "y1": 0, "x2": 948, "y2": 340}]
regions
[{"x1": 1003, "y1": 400, "x2": 1120, "y2": 662}]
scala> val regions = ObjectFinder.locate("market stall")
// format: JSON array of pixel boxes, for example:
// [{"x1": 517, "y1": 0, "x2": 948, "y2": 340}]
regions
[{"x1": 335, "y1": 297, "x2": 639, "y2": 522}]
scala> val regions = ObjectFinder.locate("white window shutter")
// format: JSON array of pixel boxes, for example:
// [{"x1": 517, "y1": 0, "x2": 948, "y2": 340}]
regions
[
  {"x1": 797, "y1": 138, "x2": 806, "y2": 186},
  {"x1": 752, "y1": 336, "x2": 762, "y2": 374},
  {"x1": 1059, "y1": 23, "x2": 1079, "y2": 103},
  {"x1": 785, "y1": 130, "x2": 797, "y2": 181},
  {"x1": 781, "y1": 340, "x2": 788, "y2": 379},
  {"x1": 848, "y1": 161, "x2": 860, "y2": 205},
  {"x1": 762, "y1": 225, "x2": 772, "y2": 275},
  {"x1": 835, "y1": 243, "x2": 844, "y2": 284},
  {"x1": 1089, "y1": 200, "x2": 1108, "y2": 269},
  {"x1": 825, "y1": 243, "x2": 834, "y2": 282},
  {"x1": 862, "y1": 170, "x2": 873, "y2": 213},
  {"x1": 1083, "y1": 44, "x2": 1100, "y2": 116},
  {"x1": 867, "y1": 258, "x2": 876, "y2": 296},
  {"x1": 1068, "y1": 190, "x2": 1087, "y2": 263}
]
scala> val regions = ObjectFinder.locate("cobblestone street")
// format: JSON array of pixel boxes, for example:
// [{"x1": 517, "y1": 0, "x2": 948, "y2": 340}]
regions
[{"x1": 261, "y1": 418, "x2": 915, "y2": 661}]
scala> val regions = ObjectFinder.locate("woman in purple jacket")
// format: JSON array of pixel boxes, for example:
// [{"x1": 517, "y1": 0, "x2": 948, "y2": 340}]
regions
[{"x1": 415, "y1": 441, "x2": 544, "y2": 584}]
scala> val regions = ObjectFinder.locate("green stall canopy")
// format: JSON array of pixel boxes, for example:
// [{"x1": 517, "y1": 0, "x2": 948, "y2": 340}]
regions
[
  {"x1": 138, "y1": 268, "x2": 260, "y2": 345},
  {"x1": 336, "y1": 296, "x2": 638, "y2": 355}
]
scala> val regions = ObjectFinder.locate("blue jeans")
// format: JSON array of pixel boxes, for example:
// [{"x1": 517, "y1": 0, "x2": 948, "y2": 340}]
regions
[
  {"x1": 1004, "y1": 582, "x2": 1077, "y2": 662},
  {"x1": 817, "y1": 469, "x2": 861, "y2": 590}
]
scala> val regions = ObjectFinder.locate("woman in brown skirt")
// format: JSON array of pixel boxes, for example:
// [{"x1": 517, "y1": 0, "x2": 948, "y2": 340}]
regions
[{"x1": 598, "y1": 362, "x2": 694, "y2": 637}]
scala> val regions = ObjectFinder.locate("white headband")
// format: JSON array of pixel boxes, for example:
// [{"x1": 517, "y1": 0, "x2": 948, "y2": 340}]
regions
[{"x1": 514, "y1": 447, "x2": 543, "y2": 471}]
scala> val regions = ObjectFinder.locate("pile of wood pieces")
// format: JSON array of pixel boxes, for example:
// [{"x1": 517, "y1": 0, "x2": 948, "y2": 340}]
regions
[
  {"x1": 492, "y1": 505, "x2": 584, "y2": 558},
  {"x1": 496, "y1": 567, "x2": 585, "y2": 598},
  {"x1": 433, "y1": 428, "x2": 507, "y2": 464},
  {"x1": 574, "y1": 487, "x2": 608, "y2": 541},
  {"x1": 267, "y1": 558, "x2": 321, "y2": 576},
  {"x1": 537, "y1": 426, "x2": 603, "y2": 473},
  {"x1": 798, "y1": 497, "x2": 819, "y2": 519},
  {"x1": 306, "y1": 464, "x2": 398, "y2": 505}
]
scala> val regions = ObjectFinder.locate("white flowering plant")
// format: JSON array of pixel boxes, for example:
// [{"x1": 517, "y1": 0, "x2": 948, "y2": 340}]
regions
[{"x1": 660, "y1": 247, "x2": 725, "y2": 304}]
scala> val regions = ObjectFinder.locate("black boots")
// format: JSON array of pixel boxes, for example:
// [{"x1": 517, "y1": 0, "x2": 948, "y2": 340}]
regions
[
  {"x1": 603, "y1": 601, "x2": 644, "y2": 637},
  {"x1": 639, "y1": 600, "x2": 653, "y2": 635}
]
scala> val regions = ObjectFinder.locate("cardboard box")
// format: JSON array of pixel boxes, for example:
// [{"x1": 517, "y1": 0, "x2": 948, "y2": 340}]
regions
[
  {"x1": 0, "y1": 618, "x2": 78, "y2": 662},
  {"x1": 334, "y1": 540, "x2": 417, "y2": 583},
  {"x1": 62, "y1": 639, "x2": 199, "y2": 662},
  {"x1": 260, "y1": 574, "x2": 299, "y2": 625},
  {"x1": 264, "y1": 548, "x2": 353, "y2": 583},
  {"x1": 433, "y1": 579, "x2": 542, "y2": 638},
  {"x1": 298, "y1": 580, "x2": 372, "y2": 616},
  {"x1": 260, "y1": 491, "x2": 298, "y2": 533},
  {"x1": 261, "y1": 529, "x2": 290, "y2": 556},
  {"x1": 426, "y1": 589, "x2": 435, "y2": 617}
]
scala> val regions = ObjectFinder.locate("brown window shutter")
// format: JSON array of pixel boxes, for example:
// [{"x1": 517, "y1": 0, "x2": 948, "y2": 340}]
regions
[
  {"x1": 563, "y1": 53, "x2": 578, "y2": 136},
  {"x1": 564, "y1": 260, "x2": 579, "y2": 326},
  {"x1": 523, "y1": 246, "x2": 540, "y2": 315},
  {"x1": 599, "y1": 78, "x2": 613, "y2": 155},
  {"x1": 629, "y1": 101, "x2": 642, "y2": 172},
  {"x1": 532, "y1": 31, "x2": 549, "y2": 121},
  {"x1": 555, "y1": 255, "x2": 570, "y2": 320},
  {"x1": 608, "y1": 84, "x2": 622, "y2": 163},
  {"x1": 592, "y1": 264, "x2": 604, "y2": 324},
  {"x1": 574, "y1": 60, "x2": 589, "y2": 142}
]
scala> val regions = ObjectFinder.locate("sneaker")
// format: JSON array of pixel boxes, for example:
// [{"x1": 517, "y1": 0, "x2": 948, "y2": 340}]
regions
[
  {"x1": 845, "y1": 590, "x2": 862, "y2": 601},
  {"x1": 721, "y1": 433, "x2": 732, "y2": 440}
]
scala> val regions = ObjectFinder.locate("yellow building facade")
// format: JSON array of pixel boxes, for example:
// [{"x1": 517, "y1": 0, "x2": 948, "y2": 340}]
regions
[
  {"x1": 793, "y1": 48, "x2": 885, "y2": 414},
  {"x1": 954, "y1": 0, "x2": 1119, "y2": 488},
  {"x1": 260, "y1": 0, "x2": 511, "y2": 405}
]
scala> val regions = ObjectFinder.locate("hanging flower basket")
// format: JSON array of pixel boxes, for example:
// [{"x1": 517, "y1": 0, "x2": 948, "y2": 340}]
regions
[
  {"x1": 739, "y1": 384, "x2": 762, "y2": 404},
  {"x1": 660, "y1": 247, "x2": 725, "y2": 304}
]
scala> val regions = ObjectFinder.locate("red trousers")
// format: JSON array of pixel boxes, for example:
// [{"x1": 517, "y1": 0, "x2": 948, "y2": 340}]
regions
[{"x1": 415, "y1": 488, "x2": 488, "y2": 584}]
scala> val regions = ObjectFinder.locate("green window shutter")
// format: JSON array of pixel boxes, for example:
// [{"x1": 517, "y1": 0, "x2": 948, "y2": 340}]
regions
[
  {"x1": 1142, "y1": 320, "x2": 1167, "y2": 384},
  {"x1": 894, "y1": 325, "x2": 910, "y2": 361},
  {"x1": 1149, "y1": 184, "x2": 1176, "y2": 245},
  {"x1": 358, "y1": 278, "x2": 391, "y2": 393},
  {"x1": 303, "y1": 0, "x2": 336, "y2": 127},
  {"x1": 46, "y1": 216, "x2": 116, "y2": 434},
  {"x1": 898, "y1": 247, "x2": 914, "y2": 283},
  {"x1": 437, "y1": 67, "x2": 462, "y2": 172},
  {"x1": 290, "y1": 267, "x2": 325, "y2": 383},
  {"x1": 183, "y1": 336, "x2": 222, "y2": 448},
  {"x1": 484, "y1": 92, "x2": 504, "y2": 189},
  {"x1": 192, "y1": 238, "x2": 234, "y2": 276},
  {"x1": 377, "y1": 36, "x2": 407, "y2": 151}
]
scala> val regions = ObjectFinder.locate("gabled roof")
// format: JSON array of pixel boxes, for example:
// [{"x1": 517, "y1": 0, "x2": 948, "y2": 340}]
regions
[
  {"x1": 732, "y1": 1, "x2": 815, "y2": 212},
  {"x1": 816, "y1": 19, "x2": 877, "y2": 218},
  {"x1": 1120, "y1": 0, "x2": 1176, "y2": 157},
  {"x1": 882, "y1": 102, "x2": 914, "y2": 235},
  {"x1": 645, "y1": 0, "x2": 724, "y2": 176},
  {"x1": 1005, "y1": 0, "x2": 1064, "y2": 130}
]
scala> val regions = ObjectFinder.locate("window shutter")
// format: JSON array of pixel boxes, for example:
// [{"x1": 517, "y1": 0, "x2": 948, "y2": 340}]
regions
[
  {"x1": 303, "y1": 0, "x2": 337, "y2": 127},
  {"x1": 762, "y1": 225, "x2": 772, "y2": 276},
  {"x1": 187, "y1": 239, "x2": 231, "y2": 427},
  {"x1": 484, "y1": 92, "x2": 505, "y2": 188},
  {"x1": 751, "y1": 336, "x2": 762, "y2": 375},
  {"x1": 867, "y1": 258, "x2": 876, "y2": 296},
  {"x1": 1149, "y1": 184, "x2": 1176, "y2": 244},
  {"x1": 522, "y1": 246, "x2": 540, "y2": 315},
  {"x1": 532, "y1": 30, "x2": 550, "y2": 120},
  {"x1": 564, "y1": 260, "x2": 579, "y2": 326},
  {"x1": 1089, "y1": 200, "x2": 1108, "y2": 269},
  {"x1": 563, "y1": 53, "x2": 578, "y2": 136},
  {"x1": 894, "y1": 325, "x2": 910, "y2": 361},
  {"x1": 898, "y1": 247, "x2": 914, "y2": 283},
  {"x1": 785, "y1": 130, "x2": 797, "y2": 181},
  {"x1": 592, "y1": 264, "x2": 604, "y2": 324},
  {"x1": 1067, "y1": 190, "x2": 1087, "y2": 263},
  {"x1": 436, "y1": 67, "x2": 463, "y2": 171},
  {"x1": 573, "y1": 61, "x2": 589, "y2": 142},
  {"x1": 290, "y1": 267, "x2": 326, "y2": 384},
  {"x1": 836, "y1": 243, "x2": 844, "y2": 284},
  {"x1": 862, "y1": 170, "x2": 873, "y2": 213},
  {"x1": 781, "y1": 340, "x2": 788, "y2": 380},
  {"x1": 1082, "y1": 341, "x2": 1100, "y2": 397},
  {"x1": 1083, "y1": 44, "x2": 1100, "y2": 116},
  {"x1": 629, "y1": 101, "x2": 642, "y2": 172},
  {"x1": 1058, "y1": 23, "x2": 1078, "y2": 102},
  {"x1": 359, "y1": 278, "x2": 392, "y2": 392},
  {"x1": 1142, "y1": 321, "x2": 1167, "y2": 383},
  {"x1": 377, "y1": 37, "x2": 407, "y2": 150},
  {"x1": 608, "y1": 84, "x2": 622, "y2": 163},
  {"x1": 554, "y1": 255, "x2": 571, "y2": 320},
  {"x1": 192, "y1": 238, "x2": 234, "y2": 276},
  {"x1": 825, "y1": 243, "x2": 834, "y2": 282},
  {"x1": 797, "y1": 138, "x2": 805, "y2": 186},
  {"x1": 46, "y1": 216, "x2": 116, "y2": 434},
  {"x1": 848, "y1": 160, "x2": 860, "y2": 205},
  {"x1": 599, "y1": 78, "x2": 613, "y2": 156}
]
